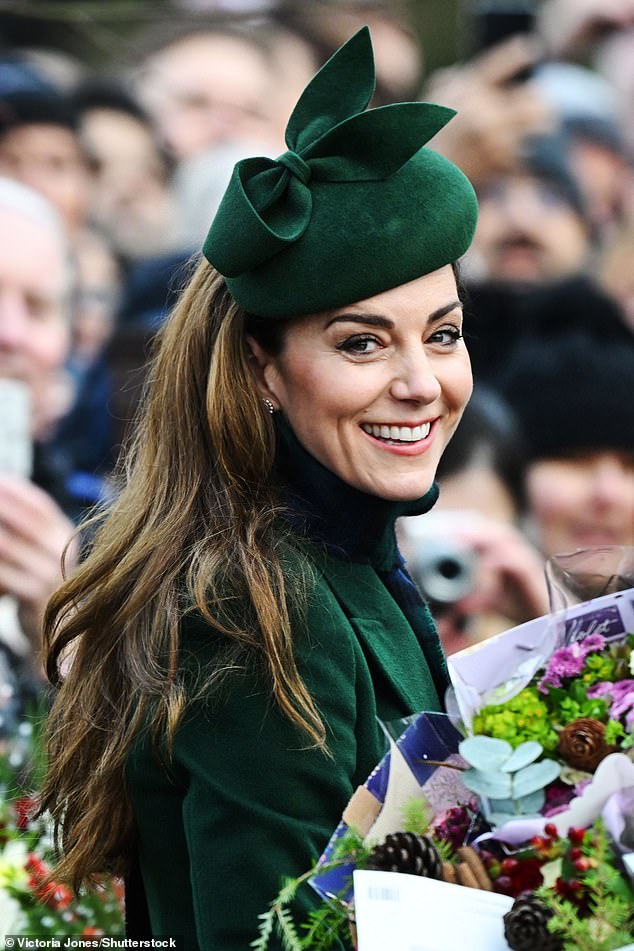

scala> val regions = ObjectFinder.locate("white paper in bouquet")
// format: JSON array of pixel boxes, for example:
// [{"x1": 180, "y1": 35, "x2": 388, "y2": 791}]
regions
[
  {"x1": 448, "y1": 586, "x2": 634, "y2": 729},
  {"x1": 354, "y1": 870, "x2": 513, "y2": 951}
]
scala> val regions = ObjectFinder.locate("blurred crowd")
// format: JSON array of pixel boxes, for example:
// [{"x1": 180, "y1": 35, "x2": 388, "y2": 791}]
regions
[{"x1": 0, "y1": 0, "x2": 633, "y2": 735}]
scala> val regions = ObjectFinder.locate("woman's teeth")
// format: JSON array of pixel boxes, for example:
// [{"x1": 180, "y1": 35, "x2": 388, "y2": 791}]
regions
[{"x1": 361, "y1": 422, "x2": 431, "y2": 442}]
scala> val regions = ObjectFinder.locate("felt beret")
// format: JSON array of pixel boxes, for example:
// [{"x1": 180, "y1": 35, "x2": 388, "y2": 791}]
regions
[{"x1": 203, "y1": 27, "x2": 478, "y2": 318}]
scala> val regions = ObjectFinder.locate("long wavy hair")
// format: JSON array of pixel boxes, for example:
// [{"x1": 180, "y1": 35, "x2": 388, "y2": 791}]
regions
[{"x1": 40, "y1": 260, "x2": 324, "y2": 890}]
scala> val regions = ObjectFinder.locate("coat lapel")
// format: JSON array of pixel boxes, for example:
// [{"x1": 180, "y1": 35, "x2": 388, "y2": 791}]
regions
[{"x1": 320, "y1": 555, "x2": 441, "y2": 715}]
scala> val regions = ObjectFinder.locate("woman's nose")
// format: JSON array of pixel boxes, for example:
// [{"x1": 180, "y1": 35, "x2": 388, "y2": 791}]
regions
[{"x1": 389, "y1": 353, "x2": 442, "y2": 404}]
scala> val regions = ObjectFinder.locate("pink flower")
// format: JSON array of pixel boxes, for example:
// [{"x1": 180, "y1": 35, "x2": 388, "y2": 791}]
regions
[
  {"x1": 587, "y1": 680, "x2": 634, "y2": 726},
  {"x1": 538, "y1": 636, "x2": 607, "y2": 692}
]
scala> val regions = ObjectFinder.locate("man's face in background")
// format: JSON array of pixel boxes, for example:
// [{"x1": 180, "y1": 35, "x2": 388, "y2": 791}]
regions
[
  {"x1": 0, "y1": 202, "x2": 71, "y2": 440},
  {"x1": 470, "y1": 173, "x2": 589, "y2": 283}
]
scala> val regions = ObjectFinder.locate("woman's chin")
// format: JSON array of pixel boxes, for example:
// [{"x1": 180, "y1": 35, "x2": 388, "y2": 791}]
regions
[{"x1": 361, "y1": 474, "x2": 436, "y2": 502}]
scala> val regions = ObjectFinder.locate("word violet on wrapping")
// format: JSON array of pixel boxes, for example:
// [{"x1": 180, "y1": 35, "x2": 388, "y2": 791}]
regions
[{"x1": 565, "y1": 603, "x2": 627, "y2": 643}]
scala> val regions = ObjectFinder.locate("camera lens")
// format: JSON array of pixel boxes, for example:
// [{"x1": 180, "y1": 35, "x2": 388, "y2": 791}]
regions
[{"x1": 409, "y1": 540, "x2": 476, "y2": 605}]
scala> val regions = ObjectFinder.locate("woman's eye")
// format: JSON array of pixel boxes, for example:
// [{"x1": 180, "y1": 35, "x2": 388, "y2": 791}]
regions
[
  {"x1": 336, "y1": 334, "x2": 382, "y2": 354},
  {"x1": 428, "y1": 326, "x2": 463, "y2": 347}
]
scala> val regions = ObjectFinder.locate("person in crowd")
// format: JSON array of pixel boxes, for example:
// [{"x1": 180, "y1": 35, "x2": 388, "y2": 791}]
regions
[
  {"x1": 51, "y1": 227, "x2": 123, "y2": 478},
  {"x1": 465, "y1": 273, "x2": 632, "y2": 385},
  {"x1": 73, "y1": 82, "x2": 185, "y2": 263},
  {"x1": 466, "y1": 134, "x2": 591, "y2": 285},
  {"x1": 531, "y1": 62, "x2": 633, "y2": 240},
  {"x1": 280, "y1": 0, "x2": 424, "y2": 105},
  {"x1": 399, "y1": 386, "x2": 548, "y2": 654},
  {"x1": 41, "y1": 29, "x2": 478, "y2": 949},
  {"x1": 0, "y1": 178, "x2": 81, "y2": 724},
  {"x1": 0, "y1": 91, "x2": 93, "y2": 242},
  {"x1": 499, "y1": 331, "x2": 634, "y2": 559},
  {"x1": 133, "y1": 23, "x2": 315, "y2": 160},
  {"x1": 424, "y1": 34, "x2": 554, "y2": 191},
  {"x1": 599, "y1": 224, "x2": 634, "y2": 330}
]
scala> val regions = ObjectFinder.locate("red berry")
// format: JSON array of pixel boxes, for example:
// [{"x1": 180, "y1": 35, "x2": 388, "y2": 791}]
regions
[
  {"x1": 568, "y1": 827, "x2": 586, "y2": 845},
  {"x1": 530, "y1": 835, "x2": 546, "y2": 849},
  {"x1": 495, "y1": 875, "x2": 513, "y2": 895},
  {"x1": 501, "y1": 858, "x2": 520, "y2": 874},
  {"x1": 544, "y1": 823, "x2": 559, "y2": 838},
  {"x1": 569, "y1": 847, "x2": 583, "y2": 861},
  {"x1": 574, "y1": 858, "x2": 591, "y2": 873}
]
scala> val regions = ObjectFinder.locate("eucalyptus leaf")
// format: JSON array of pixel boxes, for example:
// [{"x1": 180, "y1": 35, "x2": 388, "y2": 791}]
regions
[
  {"x1": 487, "y1": 797, "x2": 516, "y2": 814},
  {"x1": 511, "y1": 759, "x2": 560, "y2": 799},
  {"x1": 514, "y1": 789, "x2": 545, "y2": 814},
  {"x1": 459, "y1": 735, "x2": 512, "y2": 772},
  {"x1": 462, "y1": 766, "x2": 512, "y2": 800},
  {"x1": 501, "y1": 741, "x2": 542, "y2": 773}
]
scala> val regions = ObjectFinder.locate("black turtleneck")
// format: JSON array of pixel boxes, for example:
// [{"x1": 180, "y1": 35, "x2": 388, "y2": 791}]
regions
[{"x1": 273, "y1": 414, "x2": 449, "y2": 703}]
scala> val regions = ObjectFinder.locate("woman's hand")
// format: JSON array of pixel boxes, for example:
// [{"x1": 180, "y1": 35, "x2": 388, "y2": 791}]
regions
[{"x1": 0, "y1": 475, "x2": 78, "y2": 650}]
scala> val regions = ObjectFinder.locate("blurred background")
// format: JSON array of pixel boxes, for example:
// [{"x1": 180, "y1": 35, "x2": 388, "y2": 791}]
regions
[{"x1": 0, "y1": 0, "x2": 633, "y2": 735}]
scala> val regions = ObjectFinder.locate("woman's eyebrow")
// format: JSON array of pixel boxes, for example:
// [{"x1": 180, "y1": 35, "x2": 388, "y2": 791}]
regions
[
  {"x1": 428, "y1": 300, "x2": 463, "y2": 323},
  {"x1": 325, "y1": 300, "x2": 462, "y2": 330},
  {"x1": 325, "y1": 313, "x2": 394, "y2": 329}
]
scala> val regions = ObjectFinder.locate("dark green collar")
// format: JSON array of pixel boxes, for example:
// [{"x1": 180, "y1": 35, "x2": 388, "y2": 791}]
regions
[{"x1": 274, "y1": 414, "x2": 438, "y2": 571}]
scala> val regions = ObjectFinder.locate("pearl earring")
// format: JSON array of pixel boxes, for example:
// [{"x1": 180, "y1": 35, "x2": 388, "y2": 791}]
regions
[{"x1": 263, "y1": 398, "x2": 276, "y2": 415}]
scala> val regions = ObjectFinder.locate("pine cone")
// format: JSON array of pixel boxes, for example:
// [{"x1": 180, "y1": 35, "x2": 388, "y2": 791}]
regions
[
  {"x1": 503, "y1": 893, "x2": 563, "y2": 951},
  {"x1": 365, "y1": 833, "x2": 442, "y2": 879},
  {"x1": 558, "y1": 717, "x2": 615, "y2": 772}
]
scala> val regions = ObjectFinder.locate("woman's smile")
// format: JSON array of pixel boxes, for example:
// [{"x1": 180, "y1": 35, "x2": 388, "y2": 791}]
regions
[
  {"x1": 360, "y1": 418, "x2": 437, "y2": 454},
  {"x1": 249, "y1": 265, "x2": 473, "y2": 501}
]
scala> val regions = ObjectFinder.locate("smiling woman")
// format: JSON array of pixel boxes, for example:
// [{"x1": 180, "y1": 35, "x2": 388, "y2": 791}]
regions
[
  {"x1": 40, "y1": 27, "x2": 478, "y2": 951},
  {"x1": 249, "y1": 268, "x2": 472, "y2": 501}
]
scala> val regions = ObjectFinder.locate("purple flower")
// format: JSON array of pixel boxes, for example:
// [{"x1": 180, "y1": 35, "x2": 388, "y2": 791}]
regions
[
  {"x1": 587, "y1": 679, "x2": 634, "y2": 726},
  {"x1": 539, "y1": 644, "x2": 586, "y2": 691},
  {"x1": 580, "y1": 634, "x2": 607, "y2": 654},
  {"x1": 587, "y1": 681, "x2": 615, "y2": 700},
  {"x1": 541, "y1": 779, "x2": 575, "y2": 817},
  {"x1": 538, "y1": 635, "x2": 607, "y2": 692}
]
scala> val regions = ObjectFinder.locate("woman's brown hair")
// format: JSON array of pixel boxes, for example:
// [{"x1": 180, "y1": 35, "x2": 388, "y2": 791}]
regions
[{"x1": 40, "y1": 261, "x2": 324, "y2": 890}]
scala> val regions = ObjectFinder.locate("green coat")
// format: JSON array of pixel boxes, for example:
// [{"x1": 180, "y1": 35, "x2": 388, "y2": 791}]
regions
[
  {"x1": 126, "y1": 549, "x2": 447, "y2": 950},
  {"x1": 126, "y1": 424, "x2": 447, "y2": 949}
]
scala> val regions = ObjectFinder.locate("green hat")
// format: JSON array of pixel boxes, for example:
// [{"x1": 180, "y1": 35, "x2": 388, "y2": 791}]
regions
[{"x1": 203, "y1": 27, "x2": 477, "y2": 319}]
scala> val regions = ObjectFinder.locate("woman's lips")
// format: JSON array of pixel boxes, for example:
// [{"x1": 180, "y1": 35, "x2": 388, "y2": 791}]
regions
[{"x1": 359, "y1": 419, "x2": 437, "y2": 456}]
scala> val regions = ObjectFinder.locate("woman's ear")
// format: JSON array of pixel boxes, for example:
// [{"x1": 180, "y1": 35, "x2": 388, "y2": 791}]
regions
[{"x1": 246, "y1": 335, "x2": 281, "y2": 409}]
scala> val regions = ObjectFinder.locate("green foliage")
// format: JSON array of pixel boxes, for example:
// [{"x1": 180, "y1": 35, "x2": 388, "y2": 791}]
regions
[
  {"x1": 399, "y1": 795, "x2": 452, "y2": 861},
  {"x1": 604, "y1": 720, "x2": 626, "y2": 745},
  {"x1": 252, "y1": 828, "x2": 369, "y2": 951},
  {"x1": 300, "y1": 899, "x2": 351, "y2": 951},
  {"x1": 546, "y1": 680, "x2": 609, "y2": 725},
  {"x1": 473, "y1": 688, "x2": 559, "y2": 751},
  {"x1": 400, "y1": 796, "x2": 431, "y2": 837},
  {"x1": 581, "y1": 652, "x2": 617, "y2": 686},
  {"x1": 538, "y1": 821, "x2": 634, "y2": 951}
]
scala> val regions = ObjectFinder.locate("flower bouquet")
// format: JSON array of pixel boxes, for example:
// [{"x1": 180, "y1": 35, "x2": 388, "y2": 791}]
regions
[{"x1": 256, "y1": 549, "x2": 634, "y2": 950}]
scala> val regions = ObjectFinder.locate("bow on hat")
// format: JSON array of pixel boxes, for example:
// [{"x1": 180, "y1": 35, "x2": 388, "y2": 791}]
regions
[{"x1": 203, "y1": 27, "x2": 456, "y2": 278}]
